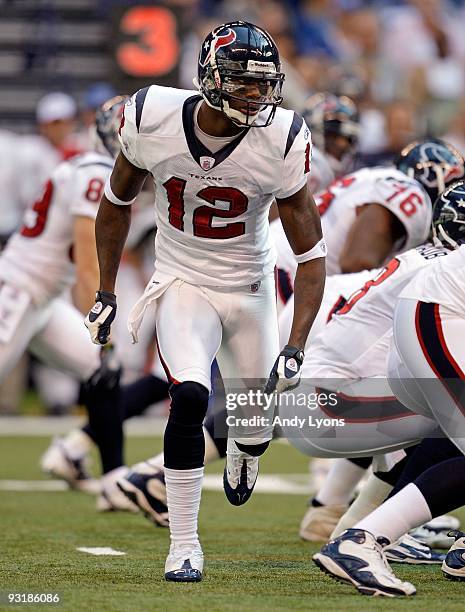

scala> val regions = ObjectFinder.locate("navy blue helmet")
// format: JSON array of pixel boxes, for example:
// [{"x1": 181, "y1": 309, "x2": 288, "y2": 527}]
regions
[
  {"x1": 196, "y1": 21, "x2": 285, "y2": 128},
  {"x1": 395, "y1": 139, "x2": 465, "y2": 203},
  {"x1": 432, "y1": 180, "x2": 465, "y2": 249}
]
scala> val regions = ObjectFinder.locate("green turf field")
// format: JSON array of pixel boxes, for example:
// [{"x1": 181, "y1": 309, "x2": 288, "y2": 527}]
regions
[{"x1": 1, "y1": 434, "x2": 464, "y2": 611}]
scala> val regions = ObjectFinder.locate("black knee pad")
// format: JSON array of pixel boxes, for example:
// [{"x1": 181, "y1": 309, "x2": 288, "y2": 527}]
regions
[
  {"x1": 170, "y1": 381, "x2": 209, "y2": 424},
  {"x1": 164, "y1": 381, "x2": 209, "y2": 470}
]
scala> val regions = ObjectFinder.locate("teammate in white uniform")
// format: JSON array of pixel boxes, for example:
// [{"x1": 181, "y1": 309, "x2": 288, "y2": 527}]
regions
[
  {"x1": 272, "y1": 163, "x2": 432, "y2": 285},
  {"x1": 313, "y1": 182, "x2": 465, "y2": 597},
  {"x1": 283, "y1": 243, "x2": 448, "y2": 455},
  {"x1": 276, "y1": 139, "x2": 464, "y2": 541},
  {"x1": 389, "y1": 184, "x2": 465, "y2": 453},
  {"x1": 0, "y1": 154, "x2": 107, "y2": 379},
  {"x1": 84, "y1": 21, "x2": 326, "y2": 582},
  {"x1": 0, "y1": 98, "x2": 144, "y2": 508},
  {"x1": 273, "y1": 138, "x2": 465, "y2": 291}
]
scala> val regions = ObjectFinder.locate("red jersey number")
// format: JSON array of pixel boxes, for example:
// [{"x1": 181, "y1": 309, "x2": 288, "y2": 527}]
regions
[
  {"x1": 317, "y1": 175, "x2": 356, "y2": 216},
  {"x1": 20, "y1": 180, "x2": 54, "y2": 238},
  {"x1": 163, "y1": 177, "x2": 248, "y2": 239},
  {"x1": 336, "y1": 258, "x2": 401, "y2": 316},
  {"x1": 386, "y1": 180, "x2": 422, "y2": 217},
  {"x1": 85, "y1": 178, "x2": 104, "y2": 203}
]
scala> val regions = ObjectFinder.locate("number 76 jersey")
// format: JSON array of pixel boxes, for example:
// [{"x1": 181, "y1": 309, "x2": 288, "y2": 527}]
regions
[{"x1": 118, "y1": 85, "x2": 312, "y2": 286}]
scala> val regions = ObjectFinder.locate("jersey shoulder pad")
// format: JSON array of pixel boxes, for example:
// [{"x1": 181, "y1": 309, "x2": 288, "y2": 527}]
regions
[
  {"x1": 251, "y1": 107, "x2": 306, "y2": 161},
  {"x1": 119, "y1": 85, "x2": 196, "y2": 167},
  {"x1": 129, "y1": 85, "x2": 197, "y2": 135}
]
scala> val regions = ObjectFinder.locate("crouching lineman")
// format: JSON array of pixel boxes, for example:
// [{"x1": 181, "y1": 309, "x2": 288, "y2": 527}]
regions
[
  {"x1": 0, "y1": 97, "x2": 138, "y2": 508},
  {"x1": 84, "y1": 21, "x2": 326, "y2": 582},
  {"x1": 312, "y1": 181, "x2": 465, "y2": 596}
]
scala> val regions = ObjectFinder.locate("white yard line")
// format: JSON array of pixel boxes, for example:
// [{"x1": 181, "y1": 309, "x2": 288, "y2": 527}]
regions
[
  {"x1": 0, "y1": 474, "x2": 310, "y2": 495},
  {"x1": 76, "y1": 547, "x2": 126, "y2": 556},
  {"x1": 0, "y1": 416, "x2": 167, "y2": 436}
]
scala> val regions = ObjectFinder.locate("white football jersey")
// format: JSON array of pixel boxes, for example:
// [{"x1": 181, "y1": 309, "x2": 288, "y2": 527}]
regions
[
  {"x1": 400, "y1": 244, "x2": 465, "y2": 313},
  {"x1": 271, "y1": 165, "x2": 432, "y2": 280},
  {"x1": 304, "y1": 242, "x2": 450, "y2": 379},
  {"x1": 0, "y1": 152, "x2": 112, "y2": 304},
  {"x1": 118, "y1": 85, "x2": 311, "y2": 286}
]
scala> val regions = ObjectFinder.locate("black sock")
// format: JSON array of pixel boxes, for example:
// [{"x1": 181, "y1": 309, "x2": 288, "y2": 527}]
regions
[
  {"x1": 348, "y1": 456, "x2": 373, "y2": 470},
  {"x1": 414, "y1": 455, "x2": 465, "y2": 517},
  {"x1": 83, "y1": 361, "x2": 124, "y2": 474},
  {"x1": 374, "y1": 446, "x2": 418, "y2": 486},
  {"x1": 164, "y1": 381, "x2": 209, "y2": 469},
  {"x1": 388, "y1": 437, "x2": 462, "y2": 498}
]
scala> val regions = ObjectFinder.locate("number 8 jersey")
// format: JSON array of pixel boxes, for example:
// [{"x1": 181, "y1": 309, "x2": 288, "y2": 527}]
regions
[{"x1": 118, "y1": 85, "x2": 311, "y2": 286}]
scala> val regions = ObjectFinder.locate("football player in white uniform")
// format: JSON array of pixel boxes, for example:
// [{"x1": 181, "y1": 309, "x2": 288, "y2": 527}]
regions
[
  {"x1": 285, "y1": 243, "x2": 448, "y2": 543},
  {"x1": 389, "y1": 183, "x2": 465, "y2": 453},
  {"x1": 313, "y1": 181, "x2": 465, "y2": 596},
  {"x1": 84, "y1": 21, "x2": 326, "y2": 582},
  {"x1": 0, "y1": 97, "x2": 141, "y2": 508}
]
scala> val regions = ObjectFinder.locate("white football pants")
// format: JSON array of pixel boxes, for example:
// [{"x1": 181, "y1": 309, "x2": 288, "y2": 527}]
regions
[
  {"x1": 0, "y1": 283, "x2": 100, "y2": 383},
  {"x1": 155, "y1": 273, "x2": 280, "y2": 441},
  {"x1": 389, "y1": 297, "x2": 465, "y2": 455}
]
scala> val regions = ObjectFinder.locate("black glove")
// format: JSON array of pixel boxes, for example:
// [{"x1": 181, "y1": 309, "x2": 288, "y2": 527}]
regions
[
  {"x1": 264, "y1": 345, "x2": 304, "y2": 394},
  {"x1": 84, "y1": 290, "x2": 117, "y2": 345}
]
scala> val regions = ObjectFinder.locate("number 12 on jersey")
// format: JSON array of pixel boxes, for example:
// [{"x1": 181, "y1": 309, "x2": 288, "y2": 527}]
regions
[{"x1": 163, "y1": 176, "x2": 248, "y2": 239}]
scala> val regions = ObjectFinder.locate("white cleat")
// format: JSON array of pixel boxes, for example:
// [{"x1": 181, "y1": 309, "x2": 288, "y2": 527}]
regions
[
  {"x1": 384, "y1": 533, "x2": 445, "y2": 564},
  {"x1": 313, "y1": 529, "x2": 417, "y2": 597},
  {"x1": 442, "y1": 530, "x2": 465, "y2": 581},
  {"x1": 223, "y1": 439, "x2": 259, "y2": 506},
  {"x1": 165, "y1": 542, "x2": 204, "y2": 582},
  {"x1": 299, "y1": 503, "x2": 347, "y2": 542},
  {"x1": 40, "y1": 437, "x2": 99, "y2": 495},
  {"x1": 117, "y1": 461, "x2": 169, "y2": 527},
  {"x1": 425, "y1": 515, "x2": 460, "y2": 532},
  {"x1": 410, "y1": 515, "x2": 460, "y2": 549},
  {"x1": 96, "y1": 466, "x2": 139, "y2": 512}
]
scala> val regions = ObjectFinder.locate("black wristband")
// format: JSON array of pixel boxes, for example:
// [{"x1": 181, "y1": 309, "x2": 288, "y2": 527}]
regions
[
  {"x1": 96, "y1": 290, "x2": 116, "y2": 302},
  {"x1": 282, "y1": 344, "x2": 304, "y2": 364}
]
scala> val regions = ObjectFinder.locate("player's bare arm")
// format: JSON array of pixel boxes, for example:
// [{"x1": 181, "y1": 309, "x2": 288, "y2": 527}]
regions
[
  {"x1": 96, "y1": 152, "x2": 148, "y2": 293},
  {"x1": 85, "y1": 152, "x2": 147, "y2": 345},
  {"x1": 277, "y1": 184, "x2": 326, "y2": 349},
  {"x1": 339, "y1": 203, "x2": 405, "y2": 273},
  {"x1": 73, "y1": 216, "x2": 100, "y2": 313}
]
